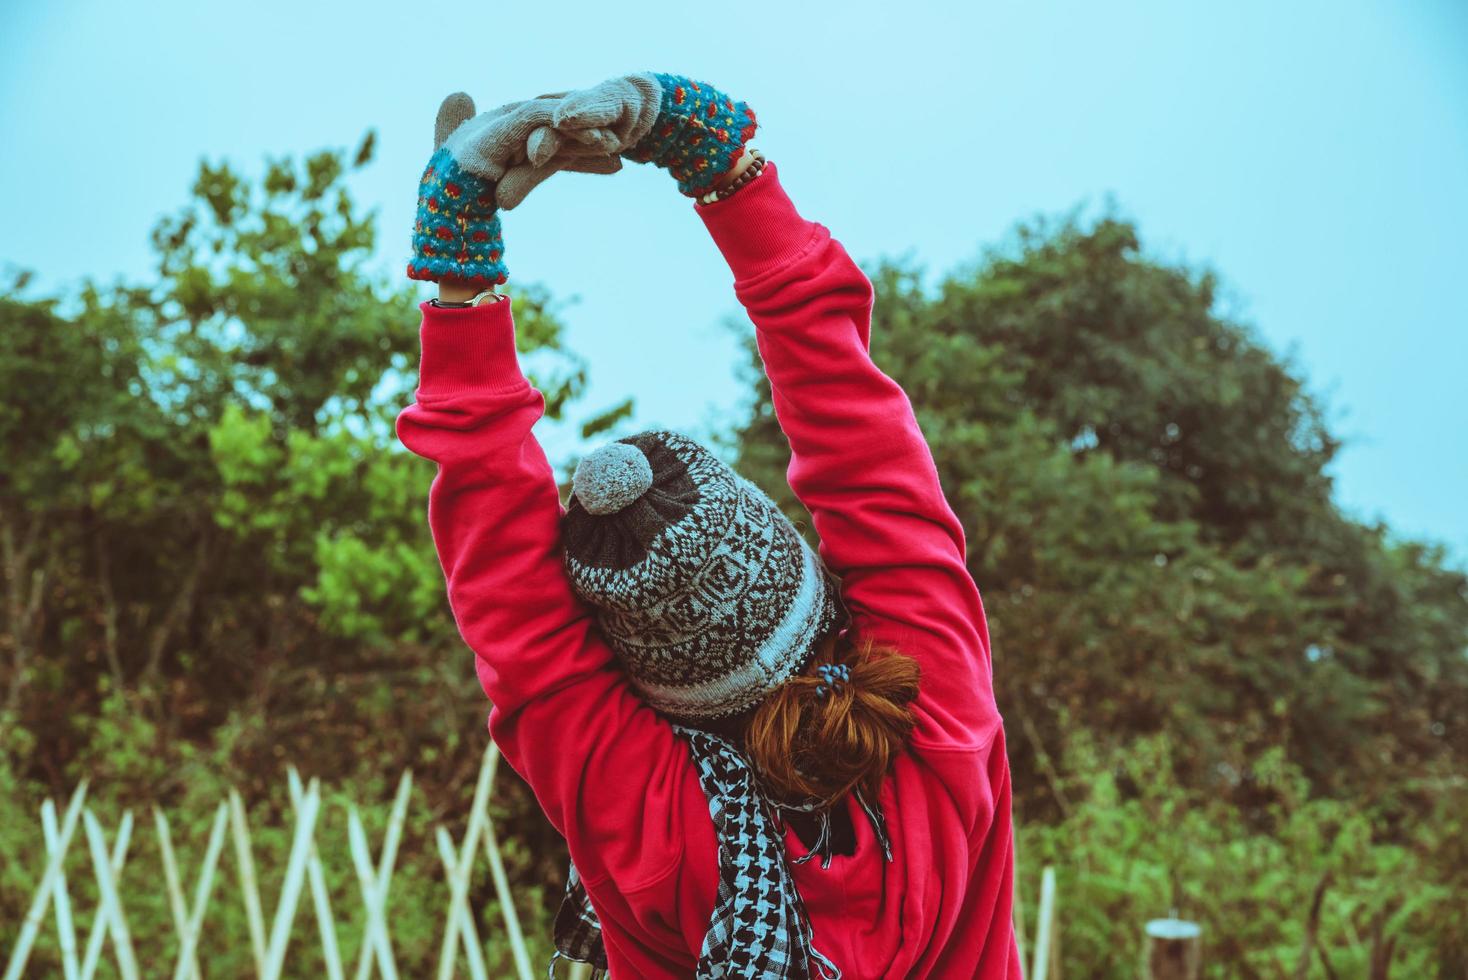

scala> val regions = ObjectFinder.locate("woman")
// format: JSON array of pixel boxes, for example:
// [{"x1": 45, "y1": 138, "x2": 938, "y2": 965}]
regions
[{"x1": 397, "y1": 72, "x2": 1021, "y2": 979}]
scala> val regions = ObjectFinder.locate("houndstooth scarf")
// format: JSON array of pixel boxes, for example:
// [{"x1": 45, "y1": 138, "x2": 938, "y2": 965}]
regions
[{"x1": 549, "y1": 726, "x2": 892, "y2": 980}]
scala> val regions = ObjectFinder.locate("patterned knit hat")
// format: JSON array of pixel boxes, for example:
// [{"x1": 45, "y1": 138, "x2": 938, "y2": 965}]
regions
[{"x1": 561, "y1": 430, "x2": 845, "y2": 723}]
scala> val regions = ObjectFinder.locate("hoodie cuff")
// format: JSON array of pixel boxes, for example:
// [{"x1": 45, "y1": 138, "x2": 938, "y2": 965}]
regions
[
  {"x1": 415, "y1": 297, "x2": 529, "y2": 400},
  {"x1": 695, "y1": 161, "x2": 827, "y2": 283}
]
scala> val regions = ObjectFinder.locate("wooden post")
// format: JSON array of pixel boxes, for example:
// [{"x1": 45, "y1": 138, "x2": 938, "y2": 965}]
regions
[
  {"x1": 1011, "y1": 835, "x2": 1028, "y2": 968},
  {"x1": 1049, "y1": 884, "x2": 1061, "y2": 980},
  {"x1": 1031, "y1": 866, "x2": 1057, "y2": 980},
  {"x1": 1142, "y1": 919, "x2": 1201, "y2": 980}
]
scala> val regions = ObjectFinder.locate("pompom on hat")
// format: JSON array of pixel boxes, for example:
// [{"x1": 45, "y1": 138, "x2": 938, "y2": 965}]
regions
[
  {"x1": 572, "y1": 441, "x2": 654, "y2": 515},
  {"x1": 561, "y1": 430, "x2": 845, "y2": 723}
]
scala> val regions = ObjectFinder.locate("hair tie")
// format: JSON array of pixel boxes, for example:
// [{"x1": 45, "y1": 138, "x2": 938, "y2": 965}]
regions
[{"x1": 814, "y1": 663, "x2": 852, "y2": 699}]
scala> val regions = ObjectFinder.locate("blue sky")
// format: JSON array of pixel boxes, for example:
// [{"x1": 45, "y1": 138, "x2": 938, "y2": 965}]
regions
[{"x1": 2, "y1": 0, "x2": 1465, "y2": 564}]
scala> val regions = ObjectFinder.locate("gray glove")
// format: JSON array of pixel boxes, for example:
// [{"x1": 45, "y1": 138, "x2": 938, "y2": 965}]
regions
[
  {"x1": 437, "y1": 92, "x2": 625, "y2": 210},
  {"x1": 538, "y1": 72, "x2": 759, "y2": 197},
  {"x1": 531, "y1": 73, "x2": 664, "y2": 158}
]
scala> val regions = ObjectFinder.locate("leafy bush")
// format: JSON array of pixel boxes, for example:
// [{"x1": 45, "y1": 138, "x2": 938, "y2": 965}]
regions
[
  {"x1": 1017, "y1": 732, "x2": 1466, "y2": 976},
  {"x1": 3, "y1": 133, "x2": 1464, "y2": 974}
]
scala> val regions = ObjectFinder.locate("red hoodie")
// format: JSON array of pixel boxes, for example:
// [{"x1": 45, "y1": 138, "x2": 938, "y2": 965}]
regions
[{"x1": 396, "y1": 162, "x2": 1022, "y2": 979}]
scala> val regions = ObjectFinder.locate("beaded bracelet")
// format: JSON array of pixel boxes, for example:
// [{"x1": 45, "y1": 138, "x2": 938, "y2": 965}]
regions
[{"x1": 698, "y1": 148, "x2": 767, "y2": 205}]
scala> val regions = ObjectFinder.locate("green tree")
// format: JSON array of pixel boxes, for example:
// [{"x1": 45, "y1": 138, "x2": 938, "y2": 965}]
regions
[
  {"x1": 0, "y1": 132, "x2": 628, "y2": 968},
  {"x1": 731, "y1": 212, "x2": 1468, "y2": 971},
  {"x1": 5, "y1": 127, "x2": 1465, "y2": 972}
]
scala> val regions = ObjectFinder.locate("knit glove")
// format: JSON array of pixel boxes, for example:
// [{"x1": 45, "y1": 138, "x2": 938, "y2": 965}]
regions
[
  {"x1": 546, "y1": 72, "x2": 758, "y2": 197},
  {"x1": 495, "y1": 129, "x2": 624, "y2": 210},
  {"x1": 459, "y1": 91, "x2": 628, "y2": 210},
  {"x1": 408, "y1": 93, "x2": 624, "y2": 284}
]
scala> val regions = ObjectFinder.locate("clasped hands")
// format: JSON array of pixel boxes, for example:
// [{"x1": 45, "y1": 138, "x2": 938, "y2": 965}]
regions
[{"x1": 408, "y1": 72, "x2": 759, "y2": 289}]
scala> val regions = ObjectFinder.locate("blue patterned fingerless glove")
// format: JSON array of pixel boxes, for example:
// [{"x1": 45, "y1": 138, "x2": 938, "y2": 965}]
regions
[
  {"x1": 626, "y1": 73, "x2": 758, "y2": 197},
  {"x1": 407, "y1": 146, "x2": 508, "y2": 287}
]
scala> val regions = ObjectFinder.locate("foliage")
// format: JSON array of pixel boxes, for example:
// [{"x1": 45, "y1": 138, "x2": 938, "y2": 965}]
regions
[
  {"x1": 3, "y1": 131, "x2": 1464, "y2": 973},
  {"x1": 1018, "y1": 732, "x2": 1467, "y2": 977},
  {"x1": 0, "y1": 132, "x2": 616, "y2": 963},
  {"x1": 0, "y1": 722, "x2": 560, "y2": 975},
  {"x1": 732, "y1": 213, "x2": 1468, "y2": 971}
]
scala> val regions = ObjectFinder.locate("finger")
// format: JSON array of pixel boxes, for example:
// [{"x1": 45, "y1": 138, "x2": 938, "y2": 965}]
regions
[
  {"x1": 454, "y1": 99, "x2": 558, "y2": 174},
  {"x1": 563, "y1": 126, "x2": 623, "y2": 153},
  {"x1": 486, "y1": 96, "x2": 533, "y2": 116},
  {"x1": 552, "y1": 87, "x2": 625, "y2": 130},
  {"x1": 497, "y1": 152, "x2": 623, "y2": 209},
  {"x1": 491, "y1": 97, "x2": 560, "y2": 148},
  {"x1": 495, "y1": 164, "x2": 555, "y2": 211},
  {"x1": 559, "y1": 154, "x2": 623, "y2": 175},
  {"x1": 527, "y1": 126, "x2": 562, "y2": 167},
  {"x1": 434, "y1": 92, "x2": 476, "y2": 150}
]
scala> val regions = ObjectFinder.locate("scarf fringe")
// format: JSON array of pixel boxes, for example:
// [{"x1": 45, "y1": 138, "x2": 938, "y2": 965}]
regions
[
  {"x1": 810, "y1": 946, "x2": 842, "y2": 980},
  {"x1": 786, "y1": 805, "x2": 834, "y2": 868},
  {"x1": 777, "y1": 786, "x2": 893, "y2": 869},
  {"x1": 855, "y1": 788, "x2": 894, "y2": 862}
]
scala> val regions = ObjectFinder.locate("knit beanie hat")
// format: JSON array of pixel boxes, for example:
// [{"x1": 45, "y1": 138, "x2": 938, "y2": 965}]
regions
[{"x1": 561, "y1": 430, "x2": 845, "y2": 723}]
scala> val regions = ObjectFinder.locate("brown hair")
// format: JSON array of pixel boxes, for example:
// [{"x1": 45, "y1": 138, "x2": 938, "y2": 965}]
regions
[{"x1": 744, "y1": 634, "x2": 922, "y2": 808}]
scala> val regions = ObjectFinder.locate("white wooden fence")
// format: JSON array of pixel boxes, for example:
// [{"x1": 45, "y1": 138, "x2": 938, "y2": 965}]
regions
[
  {"x1": 4, "y1": 742, "x2": 592, "y2": 980},
  {"x1": 9, "y1": 740, "x2": 1068, "y2": 979}
]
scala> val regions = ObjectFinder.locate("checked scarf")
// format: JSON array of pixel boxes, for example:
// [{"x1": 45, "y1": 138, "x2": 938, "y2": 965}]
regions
[{"x1": 549, "y1": 726, "x2": 893, "y2": 979}]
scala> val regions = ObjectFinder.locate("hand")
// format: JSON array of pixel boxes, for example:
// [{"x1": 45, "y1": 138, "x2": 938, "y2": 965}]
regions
[
  {"x1": 535, "y1": 74, "x2": 664, "y2": 157},
  {"x1": 545, "y1": 72, "x2": 758, "y2": 197},
  {"x1": 410, "y1": 91, "x2": 623, "y2": 284},
  {"x1": 407, "y1": 93, "x2": 507, "y2": 287},
  {"x1": 440, "y1": 91, "x2": 631, "y2": 212},
  {"x1": 493, "y1": 144, "x2": 623, "y2": 211}
]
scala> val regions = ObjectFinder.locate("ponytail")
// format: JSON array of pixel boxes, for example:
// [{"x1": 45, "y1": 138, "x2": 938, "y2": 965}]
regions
[{"x1": 745, "y1": 635, "x2": 922, "y2": 808}]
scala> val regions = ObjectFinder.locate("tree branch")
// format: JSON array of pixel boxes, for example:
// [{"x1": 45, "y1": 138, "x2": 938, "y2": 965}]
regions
[
  {"x1": 143, "y1": 525, "x2": 211, "y2": 687},
  {"x1": 1292, "y1": 871, "x2": 1331, "y2": 980}
]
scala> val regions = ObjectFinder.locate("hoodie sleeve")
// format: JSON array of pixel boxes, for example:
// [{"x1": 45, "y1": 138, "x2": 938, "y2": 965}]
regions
[
  {"x1": 395, "y1": 298, "x2": 718, "y2": 914},
  {"x1": 695, "y1": 164, "x2": 1001, "y2": 749}
]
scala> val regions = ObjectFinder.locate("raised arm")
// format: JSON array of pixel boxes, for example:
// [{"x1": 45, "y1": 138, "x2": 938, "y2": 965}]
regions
[
  {"x1": 696, "y1": 163, "x2": 1000, "y2": 749},
  {"x1": 395, "y1": 91, "x2": 720, "y2": 908},
  {"x1": 395, "y1": 297, "x2": 717, "y2": 907}
]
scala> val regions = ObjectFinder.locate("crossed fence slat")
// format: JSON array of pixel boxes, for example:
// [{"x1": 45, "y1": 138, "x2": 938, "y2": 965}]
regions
[
  {"x1": 435, "y1": 827, "x2": 489, "y2": 980},
  {"x1": 284, "y1": 771, "x2": 343, "y2": 980},
  {"x1": 83, "y1": 809, "x2": 141, "y2": 980},
  {"x1": 3, "y1": 742, "x2": 538, "y2": 980},
  {"x1": 6, "y1": 780, "x2": 87, "y2": 980},
  {"x1": 79, "y1": 808, "x2": 132, "y2": 980},
  {"x1": 39, "y1": 799, "x2": 81, "y2": 980},
  {"x1": 156, "y1": 802, "x2": 229, "y2": 980}
]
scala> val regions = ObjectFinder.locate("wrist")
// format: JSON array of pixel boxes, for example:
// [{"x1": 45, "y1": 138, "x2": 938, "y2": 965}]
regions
[
  {"x1": 635, "y1": 73, "x2": 758, "y2": 197},
  {"x1": 698, "y1": 148, "x2": 767, "y2": 206},
  {"x1": 438, "y1": 278, "x2": 480, "y2": 303},
  {"x1": 710, "y1": 146, "x2": 758, "y2": 192}
]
